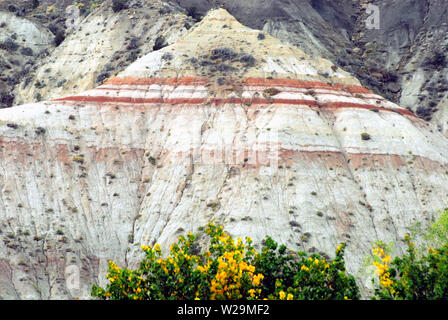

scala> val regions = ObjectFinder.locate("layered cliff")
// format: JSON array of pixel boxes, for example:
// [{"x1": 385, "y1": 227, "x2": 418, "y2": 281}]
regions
[{"x1": 1, "y1": 8, "x2": 448, "y2": 299}]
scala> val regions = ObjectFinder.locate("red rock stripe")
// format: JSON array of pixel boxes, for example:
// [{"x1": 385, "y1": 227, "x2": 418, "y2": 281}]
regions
[
  {"x1": 1, "y1": 138, "x2": 445, "y2": 172},
  {"x1": 322, "y1": 102, "x2": 415, "y2": 117}
]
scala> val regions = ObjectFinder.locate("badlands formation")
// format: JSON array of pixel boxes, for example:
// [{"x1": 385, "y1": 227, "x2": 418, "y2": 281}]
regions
[{"x1": 1, "y1": 9, "x2": 448, "y2": 299}]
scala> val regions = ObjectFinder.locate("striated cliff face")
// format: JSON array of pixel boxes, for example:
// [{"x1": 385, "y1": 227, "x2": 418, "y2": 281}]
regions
[
  {"x1": 354, "y1": 0, "x2": 448, "y2": 131},
  {"x1": 1, "y1": 9, "x2": 448, "y2": 299}
]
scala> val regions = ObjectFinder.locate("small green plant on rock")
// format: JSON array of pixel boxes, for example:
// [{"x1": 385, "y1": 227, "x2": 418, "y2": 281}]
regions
[{"x1": 361, "y1": 133, "x2": 371, "y2": 141}]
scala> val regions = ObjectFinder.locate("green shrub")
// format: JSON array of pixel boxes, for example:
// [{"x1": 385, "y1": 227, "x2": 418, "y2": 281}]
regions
[
  {"x1": 254, "y1": 238, "x2": 359, "y2": 300},
  {"x1": 112, "y1": 0, "x2": 127, "y2": 13},
  {"x1": 54, "y1": 31, "x2": 65, "y2": 47},
  {"x1": 372, "y1": 234, "x2": 448, "y2": 300},
  {"x1": 372, "y1": 208, "x2": 448, "y2": 300},
  {"x1": 186, "y1": 7, "x2": 202, "y2": 22},
  {"x1": 153, "y1": 35, "x2": 167, "y2": 51},
  {"x1": 91, "y1": 223, "x2": 359, "y2": 300},
  {"x1": 361, "y1": 133, "x2": 371, "y2": 141}
]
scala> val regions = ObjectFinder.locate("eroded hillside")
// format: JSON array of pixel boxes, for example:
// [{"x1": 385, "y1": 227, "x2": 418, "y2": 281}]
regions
[{"x1": 1, "y1": 9, "x2": 448, "y2": 299}]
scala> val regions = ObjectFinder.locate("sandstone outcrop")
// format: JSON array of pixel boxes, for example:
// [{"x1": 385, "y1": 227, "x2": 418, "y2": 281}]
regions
[{"x1": 1, "y1": 8, "x2": 448, "y2": 299}]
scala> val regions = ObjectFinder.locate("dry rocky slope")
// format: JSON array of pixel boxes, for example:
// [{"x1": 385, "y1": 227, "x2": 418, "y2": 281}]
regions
[
  {"x1": 0, "y1": 9, "x2": 54, "y2": 109},
  {"x1": 1, "y1": 8, "x2": 448, "y2": 299},
  {"x1": 5, "y1": 0, "x2": 194, "y2": 106}
]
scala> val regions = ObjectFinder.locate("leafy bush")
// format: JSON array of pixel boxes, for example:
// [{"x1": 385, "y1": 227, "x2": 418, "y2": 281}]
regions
[
  {"x1": 91, "y1": 223, "x2": 359, "y2": 300},
  {"x1": 97, "y1": 72, "x2": 110, "y2": 84},
  {"x1": 20, "y1": 47, "x2": 33, "y2": 56},
  {"x1": 1, "y1": 91, "x2": 15, "y2": 108},
  {"x1": 186, "y1": 7, "x2": 202, "y2": 22},
  {"x1": 361, "y1": 132, "x2": 371, "y2": 141},
  {"x1": 211, "y1": 47, "x2": 238, "y2": 61},
  {"x1": 0, "y1": 38, "x2": 18, "y2": 51},
  {"x1": 423, "y1": 51, "x2": 446, "y2": 70},
  {"x1": 372, "y1": 208, "x2": 448, "y2": 300},
  {"x1": 153, "y1": 35, "x2": 167, "y2": 51},
  {"x1": 240, "y1": 54, "x2": 256, "y2": 67},
  {"x1": 112, "y1": 0, "x2": 128, "y2": 13},
  {"x1": 31, "y1": 0, "x2": 40, "y2": 9},
  {"x1": 54, "y1": 31, "x2": 65, "y2": 47},
  {"x1": 372, "y1": 234, "x2": 448, "y2": 300},
  {"x1": 254, "y1": 238, "x2": 360, "y2": 300}
]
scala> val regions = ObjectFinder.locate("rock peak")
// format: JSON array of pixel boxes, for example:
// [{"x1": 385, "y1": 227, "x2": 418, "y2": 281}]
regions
[
  {"x1": 115, "y1": 8, "x2": 358, "y2": 86},
  {"x1": 199, "y1": 8, "x2": 239, "y2": 25}
]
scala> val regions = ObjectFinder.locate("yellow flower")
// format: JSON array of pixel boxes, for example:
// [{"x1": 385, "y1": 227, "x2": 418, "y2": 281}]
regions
[
  {"x1": 248, "y1": 289, "x2": 256, "y2": 297},
  {"x1": 252, "y1": 274, "x2": 264, "y2": 286},
  {"x1": 287, "y1": 293, "x2": 293, "y2": 300},
  {"x1": 301, "y1": 265, "x2": 309, "y2": 272},
  {"x1": 247, "y1": 265, "x2": 256, "y2": 273},
  {"x1": 197, "y1": 265, "x2": 208, "y2": 273},
  {"x1": 279, "y1": 291, "x2": 286, "y2": 300},
  {"x1": 154, "y1": 244, "x2": 161, "y2": 251}
]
